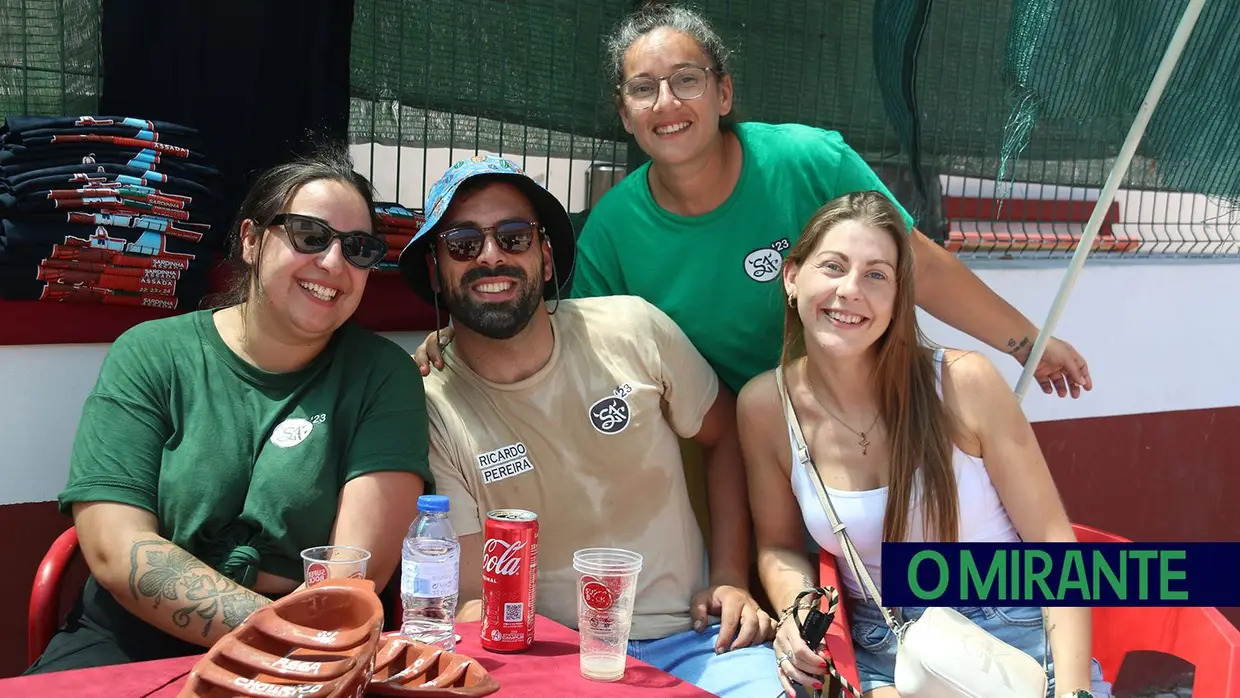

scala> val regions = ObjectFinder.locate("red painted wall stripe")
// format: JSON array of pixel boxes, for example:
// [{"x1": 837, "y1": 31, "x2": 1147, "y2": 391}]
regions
[{"x1": 943, "y1": 197, "x2": 1121, "y2": 225}]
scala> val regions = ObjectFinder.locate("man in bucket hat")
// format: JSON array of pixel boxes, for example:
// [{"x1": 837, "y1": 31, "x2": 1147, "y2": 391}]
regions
[{"x1": 398, "y1": 154, "x2": 781, "y2": 697}]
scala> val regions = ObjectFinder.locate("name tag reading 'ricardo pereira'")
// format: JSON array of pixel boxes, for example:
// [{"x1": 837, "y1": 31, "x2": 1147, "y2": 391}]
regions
[{"x1": 881, "y1": 542, "x2": 1240, "y2": 607}]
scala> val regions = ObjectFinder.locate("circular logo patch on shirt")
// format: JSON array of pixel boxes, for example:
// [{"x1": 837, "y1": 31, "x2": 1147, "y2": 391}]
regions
[
  {"x1": 270, "y1": 417, "x2": 314, "y2": 448},
  {"x1": 743, "y1": 246, "x2": 784, "y2": 282},
  {"x1": 588, "y1": 395, "x2": 631, "y2": 435}
]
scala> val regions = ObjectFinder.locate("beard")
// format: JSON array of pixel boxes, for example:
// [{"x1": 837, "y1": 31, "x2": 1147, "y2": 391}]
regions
[{"x1": 441, "y1": 261, "x2": 545, "y2": 340}]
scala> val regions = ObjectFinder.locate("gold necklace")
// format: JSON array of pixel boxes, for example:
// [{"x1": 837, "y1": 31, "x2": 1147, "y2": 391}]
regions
[{"x1": 805, "y1": 374, "x2": 881, "y2": 456}]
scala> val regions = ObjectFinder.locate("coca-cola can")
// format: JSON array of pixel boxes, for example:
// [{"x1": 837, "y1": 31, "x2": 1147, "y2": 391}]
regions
[{"x1": 480, "y1": 508, "x2": 539, "y2": 652}]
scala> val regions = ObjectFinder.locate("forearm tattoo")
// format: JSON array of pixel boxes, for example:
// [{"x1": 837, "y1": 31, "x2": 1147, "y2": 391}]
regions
[
  {"x1": 128, "y1": 539, "x2": 270, "y2": 638},
  {"x1": 1006, "y1": 336, "x2": 1031, "y2": 356}
]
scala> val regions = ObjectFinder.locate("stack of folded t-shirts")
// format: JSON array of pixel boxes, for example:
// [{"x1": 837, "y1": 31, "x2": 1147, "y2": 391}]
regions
[
  {"x1": 0, "y1": 115, "x2": 225, "y2": 311},
  {"x1": 373, "y1": 202, "x2": 424, "y2": 274}
]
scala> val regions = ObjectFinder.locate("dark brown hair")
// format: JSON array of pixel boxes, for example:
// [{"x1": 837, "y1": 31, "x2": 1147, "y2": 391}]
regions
[
  {"x1": 207, "y1": 143, "x2": 377, "y2": 308},
  {"x1": 606, "y1": 2, "x2": 738, "y2": 130},
  {"x1": 782, "y1": 190, "x2": 959, "y2": 544}
]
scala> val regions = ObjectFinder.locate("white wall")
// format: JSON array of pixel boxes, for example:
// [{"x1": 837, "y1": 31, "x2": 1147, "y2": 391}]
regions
[
  {"x1": 2, "y1": 260, "x2": 1238, "y2": 506},
  {"x1": 915, "y1": 260, "x2": 1240, "y2": 423},
  {"x1": 351, "y1": 144, "x2": 626, "y2": 214}
]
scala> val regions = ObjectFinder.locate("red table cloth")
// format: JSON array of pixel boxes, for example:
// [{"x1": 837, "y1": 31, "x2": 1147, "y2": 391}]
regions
[{"x1": 0, "y1": 616, "x2": 714, "y2": 697}]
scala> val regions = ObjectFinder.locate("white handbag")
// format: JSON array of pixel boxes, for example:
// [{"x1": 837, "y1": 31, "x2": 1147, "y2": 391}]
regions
[{"x1": 776, "y1": 367, "x2": 1050, "y2": 698}]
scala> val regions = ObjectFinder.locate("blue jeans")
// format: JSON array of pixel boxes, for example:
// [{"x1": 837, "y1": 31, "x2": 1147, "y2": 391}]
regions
[
  {"x1": 629, "y1": 624, "x2": 784, "y2": 697},
  {"x1": 849, "y1": 597, "x2": 1114, "y2": 697}
]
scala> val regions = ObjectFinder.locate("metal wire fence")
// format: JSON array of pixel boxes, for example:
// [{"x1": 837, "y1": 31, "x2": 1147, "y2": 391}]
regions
[{"x1": 2, "y1": 0, "x2": 1236, "y2": 260}]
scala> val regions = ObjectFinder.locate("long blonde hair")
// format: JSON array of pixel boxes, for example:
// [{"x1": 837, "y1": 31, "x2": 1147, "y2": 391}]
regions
[{"x1": 781, "y1": 191, "x2": 959, "y2": 543}]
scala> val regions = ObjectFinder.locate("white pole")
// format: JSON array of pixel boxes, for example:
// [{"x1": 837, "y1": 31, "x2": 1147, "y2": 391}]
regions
[{"x1": 1014, "y1": 0, "x2": 1209, "y2": 399}]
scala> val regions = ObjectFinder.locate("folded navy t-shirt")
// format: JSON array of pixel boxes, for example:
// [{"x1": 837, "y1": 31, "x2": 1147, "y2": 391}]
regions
[
  {"x1": 0, "y1": 263, "x2": 202, "y2": 309},
  {"x1": 0, "y1": 219, "x2": 213, "y2": 305},
  {"x1": 0, "y1": 190, "x2": 209, "y2": 222},
  {"x1": 0, "y1": 115, "x2": 198, "y2": 138},
  {"x1": 0, "y1": 262, "x2": 202, "y2": 298},
  {"x1": 3, "y1": 162, "x2": 186, "y2": 187},
  {"x1": 1, "y1": 218, "x2": 215, "y2": 254},
  {"x1": 1, "y1": 219, "x2": 207, "y2": 261},
  {"x1": 1, "y1": 169, "x2": 215, "y2": 201},
  {"x1": 0, "y1": 153, "x2": 221, "y2": 184},
  {"x1": 1, "y1": 126, "x2": 201, "y2": 151},
  {"x1": 1, "y1": 141, "x2": 214, "y2": 167},
  {"x1": 25, "y1": 134, "x2": 202, "y2": 159}
]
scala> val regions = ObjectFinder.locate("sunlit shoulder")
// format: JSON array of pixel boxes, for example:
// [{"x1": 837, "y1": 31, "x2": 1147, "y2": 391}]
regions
[{"x1": 936, "y1": 346, "x2": 1026, "y2": 442}]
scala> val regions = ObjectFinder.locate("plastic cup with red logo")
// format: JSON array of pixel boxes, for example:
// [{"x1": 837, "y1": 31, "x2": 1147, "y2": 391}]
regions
[
  {"x1": 300, "y1": 545, "x2": 371, "y2": 588},
  {"x1": 572, "y1": 547, "x2": 643, "y2": 682}
]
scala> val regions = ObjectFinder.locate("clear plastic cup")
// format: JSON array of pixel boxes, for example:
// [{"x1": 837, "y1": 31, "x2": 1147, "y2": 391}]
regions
[
  {"x1": 573, "y1": 547, "x2": 643, "y2": 682},
  {"x1": 301, "y1": 545, "x2": 370, "y2": 587}
]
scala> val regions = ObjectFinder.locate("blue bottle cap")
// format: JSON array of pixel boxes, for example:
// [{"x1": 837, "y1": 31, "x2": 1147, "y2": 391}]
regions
[{"x1": 417, "y1": 494, "x2": 450, "y2": 513}]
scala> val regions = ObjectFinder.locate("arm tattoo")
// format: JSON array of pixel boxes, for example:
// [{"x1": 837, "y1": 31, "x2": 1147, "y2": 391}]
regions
[
  {"x1": 128, "y1": 539, "x2": 270, "y2": 638},
  {"x1": 1005, "y1": 336, "x2": 1031, "y2": 356}
]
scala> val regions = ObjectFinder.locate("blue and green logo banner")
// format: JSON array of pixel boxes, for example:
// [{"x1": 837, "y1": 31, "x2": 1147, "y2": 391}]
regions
[{"x1": 881, "y1": 542, "x2": 1240, "y2": 607}]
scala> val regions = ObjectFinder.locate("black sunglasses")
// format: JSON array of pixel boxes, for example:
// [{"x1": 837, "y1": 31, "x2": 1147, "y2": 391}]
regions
[
  {"x1": 266, "y1": 213, "x2": 388, "y2": 269},
  {"x1": 438, "y1": 220, "x2": 540, "y2": 262}
]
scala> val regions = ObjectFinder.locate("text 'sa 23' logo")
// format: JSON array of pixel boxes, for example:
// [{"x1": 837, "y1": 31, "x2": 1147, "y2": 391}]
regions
[
  {"x1": 269, "y1": 413, "x2": 325, "y2": 448},
  {"x1": 589, "y1": 385, "x2": 632, "y2": 435},
  {"x1": 743, "y1": 238, "x2": 790, "y2": 282}
]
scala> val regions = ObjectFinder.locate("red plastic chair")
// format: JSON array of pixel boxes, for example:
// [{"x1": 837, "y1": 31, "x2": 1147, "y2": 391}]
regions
[
  {"x1": 1073, "y1": 522, "x2": 1240, "y2": 696},
  {"x1": 27, "y1": 526, "x2": 80, "y2": 666}
]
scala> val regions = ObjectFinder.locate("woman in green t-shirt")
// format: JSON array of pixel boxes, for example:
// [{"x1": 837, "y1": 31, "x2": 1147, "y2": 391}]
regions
[
  {"x1": 27, "y1": 146, "x2": 433, "y2": 674},
  {"x1": 416, "y1": 3, "x2": 1092, "y2": 401}
]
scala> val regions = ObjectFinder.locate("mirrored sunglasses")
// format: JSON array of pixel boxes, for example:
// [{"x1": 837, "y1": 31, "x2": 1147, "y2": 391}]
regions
[{"x1": 438, "y1": 220, "x2": 539, "y2": 262}]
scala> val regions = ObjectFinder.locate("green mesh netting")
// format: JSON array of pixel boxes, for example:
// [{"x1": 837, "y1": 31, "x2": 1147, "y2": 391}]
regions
[
  {"x1": 993, "y1": 0, "x2": 1240, "y2": 202},
  {"x1": 349, "y1": 0, "x2": 1240, "y2": 232},
  {"x1": 3, "y1": 0, "x2": 1238, "y2": 231},
  {"x1": 346, "y1": 0, "x2": 909, "y2": 166},
  {"x1": 0, "y1": 0, "x2": 100, "y2": 119},
  {"x1": 348, "y1": 0, "x2": 632, "y2": 163}
]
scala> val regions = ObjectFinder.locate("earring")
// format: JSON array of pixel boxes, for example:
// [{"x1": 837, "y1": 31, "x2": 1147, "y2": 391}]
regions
[{"x1": 787, "y1": 294, "x2": 796, "y2": 308}]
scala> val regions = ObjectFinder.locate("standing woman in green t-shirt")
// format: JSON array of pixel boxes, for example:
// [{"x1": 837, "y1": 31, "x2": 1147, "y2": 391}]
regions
[
  {"x1": 27, "y1": 146, "x2": 434, "y2": 674},
  {"x1": 418, "y1": 2, "x2": 1092, "y2": 402},
  {"x1": 579, "y1": 2, "x2": 1092, "y2": 399}
]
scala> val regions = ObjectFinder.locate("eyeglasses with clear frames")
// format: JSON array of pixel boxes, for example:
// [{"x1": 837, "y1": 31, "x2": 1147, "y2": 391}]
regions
[{"x1": 618, "y1": 66, "x2": 718, "y2": 110}]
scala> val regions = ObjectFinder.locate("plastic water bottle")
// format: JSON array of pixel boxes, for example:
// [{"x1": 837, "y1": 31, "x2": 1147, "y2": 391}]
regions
[{"x1": 400, "y1": 494, "x2": 460, "y2": 650}]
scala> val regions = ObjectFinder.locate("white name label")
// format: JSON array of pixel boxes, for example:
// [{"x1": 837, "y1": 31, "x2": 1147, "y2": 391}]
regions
[{"x1": 475, "y1": 442, "x2": 535, "y2": 485}]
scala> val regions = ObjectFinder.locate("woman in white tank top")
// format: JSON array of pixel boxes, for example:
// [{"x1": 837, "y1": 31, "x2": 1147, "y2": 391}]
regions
[{"x1": 736, "y1": 191, "x2": 1110, "y2": 697}]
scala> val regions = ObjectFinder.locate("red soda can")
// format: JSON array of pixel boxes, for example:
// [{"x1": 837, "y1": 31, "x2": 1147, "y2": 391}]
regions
[{"x1": 480, "y1": 508, "x2": 539, "y2": 652}]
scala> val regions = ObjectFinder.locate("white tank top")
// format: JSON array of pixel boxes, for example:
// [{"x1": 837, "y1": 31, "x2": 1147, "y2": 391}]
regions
[{"x1": 789, "y1": 348, "x2": 1020, "y2": 598}]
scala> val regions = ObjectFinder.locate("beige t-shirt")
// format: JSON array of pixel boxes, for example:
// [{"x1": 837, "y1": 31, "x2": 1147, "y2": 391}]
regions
[{"x1": 424, "y1": 295, "x2": 719, "y2": 640}]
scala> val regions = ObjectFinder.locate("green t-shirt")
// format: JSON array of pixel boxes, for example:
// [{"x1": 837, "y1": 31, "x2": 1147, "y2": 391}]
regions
[
  {"x1": 59, "y1": 309, "x2": 433, "y2": 585},
  {"x1": 572, "y1": 121, "x2": 916, "y2": 394}
]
